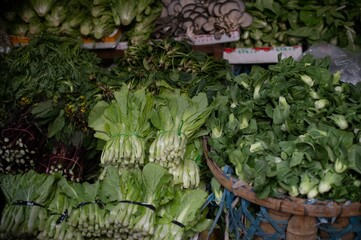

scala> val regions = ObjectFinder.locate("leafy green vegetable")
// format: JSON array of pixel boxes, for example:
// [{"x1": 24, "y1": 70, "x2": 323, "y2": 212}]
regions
[
  {"x1": 88, "y1": 85, "x2": 154, "y2": 172},
  {"x1": 30, "y1": 0, "x2": 57, "y2": 17},
  {"x1": 155, "y1": 188, "x2": 211, "y2": 240},
  {"x1": 206, "y1": 55, "x2": 361, "y2": 201},
  {"x1": 149, "y1": 89, "x2": 216, "y2": 171},
  {"x1": 0, "y1": 171, "x2": 57, "y2": 238}
]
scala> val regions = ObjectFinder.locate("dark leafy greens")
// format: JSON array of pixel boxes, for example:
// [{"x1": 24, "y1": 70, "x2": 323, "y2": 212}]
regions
[{"x1": 206, "y1": 54, "x2": 361, "y2": 201}]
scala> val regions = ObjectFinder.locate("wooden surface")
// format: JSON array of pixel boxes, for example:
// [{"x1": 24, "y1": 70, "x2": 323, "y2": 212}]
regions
[{"x1": 203, "y1": 138, "x2": 361, "y2": 218}]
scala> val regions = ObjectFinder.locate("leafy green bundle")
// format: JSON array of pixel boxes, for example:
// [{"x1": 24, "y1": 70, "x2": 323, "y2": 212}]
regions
[
  {"x1": 88, "y1": 85, "x2": 154, "y2": 174},
  {"x1": 0, "y1": 163, "x2": 211, "y2": 240},
  {"x1": 155, "y1": 188, "x2": 212, "y2": 240},
  {"x1": 229, "y1": 0, "x2": 361, "y2": 48},
  {"x1": 206, "y1": 55, "x2": 361, "y2": 201},
  {"x1": 149, "y1": 89, "x2": 215, "y2": 174},
  {"x1": 0, "y1": 170, "x2": 57, "y2": 238}
]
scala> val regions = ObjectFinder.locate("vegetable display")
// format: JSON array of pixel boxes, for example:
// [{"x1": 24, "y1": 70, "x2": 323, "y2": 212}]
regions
[
  {"x1": 206, "y1": 54, "x2": 361, "y2": 201},
  {"x1": 0, "y1": 163, "x2": 211, "y2": 240},
  {"x1": 228, "y1": 0, "x2": 361, "y2": 48},
  {"x1": 0, "y1": 35, "x2": 114, "y2": 180},
  {"x1": 112, "y1": 38, "x2": 231, "y2": 98},
  {"x1": 88, "y1": 85, "x2": 214, "y2": 189},
  {"x1": 154, "y1": 0, "x2": 252, "y2": 39},
  {"x1": 1, "y1": 0, "x2": 161, "y2": 42},
  {"x1": 88, "y1": 86, "x2": 154, "y2": 174}
]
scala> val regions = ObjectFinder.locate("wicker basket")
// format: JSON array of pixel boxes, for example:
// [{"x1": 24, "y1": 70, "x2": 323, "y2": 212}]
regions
[{"x1": 202, "y1": 138, "x2": 361, "y2": 239}]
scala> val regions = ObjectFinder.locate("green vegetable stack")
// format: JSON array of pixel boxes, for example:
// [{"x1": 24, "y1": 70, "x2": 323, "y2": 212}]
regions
[
  {"x1": 148, "y1": 89, "x2": 214, "y2": 174},
  {"x1": 206, "y1": 54, "x2": 361, "y2": 201},
  {"x1": 229, "y1": 0, "x2": 361, "y2": 48},
  {"x1": 89, "y1": 86, "x2": 215, "y2": 189},
  {"x1": 0, "y1": 171, "x2": 57, "y2": 239},
  {"x1": 0, "y1": 164, "x2": 211, "y2": 240},
  {"x1": 1, "y1": 0, "x2": 162, "y2": 41},
  {"x1": 89, "y1": 85, "x2": 154, "y2": 176}
]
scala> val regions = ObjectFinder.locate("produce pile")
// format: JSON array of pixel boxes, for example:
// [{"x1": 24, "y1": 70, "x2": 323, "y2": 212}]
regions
[
  {"x1": 0, "y1": 164, "x2": 211, "y2": 239},
  {"x1": 2, "y1": 0, "x2": 361, "y2": 49},
  {"x1": 0, "y1": 35, "x2": 116, "y2": 180},
  {"x1": 88, "y1": 85, "x2": 219, "y2": 188},
  {"x1": 0, "y1": 35, "x2": 232, "y2": 239},
  {"x1": 111, "y1": 38, "x2": 231, "y2": 97},
  {"x1": 0, "y1": 0, "x2": 162, "y2": 44},
  {"x1": 206, "y1": 55, "x2": 361, "y2": 201},
  {"x1": 154, "y1": 0, "x2": 253, "y2": 40},
  {"x1": 228, "y1": 0, "x2": 361, "y2": 48}
]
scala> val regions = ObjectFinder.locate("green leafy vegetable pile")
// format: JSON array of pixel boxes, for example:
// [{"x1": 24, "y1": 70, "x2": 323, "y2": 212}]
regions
[
  {"x1": 228, "y1": 0, "x2": 361, "y2": 48},
  {"x1": 88, "y1": 85, "x2": 215, "y2": 189},
  {"x1": 0, "y1": 35, "x2": 116, "y2": 180},
  {"x1": 112, "y1": 38, "x2": 232, "y2": 98},
  {"x1": 88, "y1": 85, "x2": 154, "y2": 173},
  {"x1": 1, "y1": 0, "x2": 162, "y2": 42},
  {"x1": 206, "y1": 55, "x2": 361, "y2": 201},
  {"x1": 0, "y1": 163, "x2": 211, "y2": 240}
]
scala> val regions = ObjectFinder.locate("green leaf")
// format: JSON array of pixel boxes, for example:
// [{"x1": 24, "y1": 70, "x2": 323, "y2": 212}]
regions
[
  {"x1": 290, "y1": 151, "x2": 304, "y2": 167},
  {"x1": 286, "y1": 27, "x2": 314, "y2": 37},
  {"x1": 47, "y1": 109, "x2": 65, "y2": 138},
  {"x1": 31, "y1": 100, "x2": 53, "y2": 116},
  {"x1": 348, "y1": 145, "x2": 361, "y2": 174}
]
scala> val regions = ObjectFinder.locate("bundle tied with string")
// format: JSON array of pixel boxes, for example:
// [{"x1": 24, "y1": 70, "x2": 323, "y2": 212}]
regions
[
  {"x1": 147, "y1": 89, "x2": 221, "y2": 176},
  {"x1": 87, "y1": 86, "x2": 154, "y2": 179}
]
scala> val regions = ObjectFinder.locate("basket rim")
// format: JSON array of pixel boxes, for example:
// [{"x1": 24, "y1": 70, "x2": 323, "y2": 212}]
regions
[{"x1": 202, "y1": 137, "x2": 361, "y2": 218}]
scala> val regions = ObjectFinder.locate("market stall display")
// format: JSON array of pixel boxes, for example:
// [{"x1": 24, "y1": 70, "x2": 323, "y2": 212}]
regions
[{"x1": 1, "y1": 1, "x2": 361, "y2": 239}]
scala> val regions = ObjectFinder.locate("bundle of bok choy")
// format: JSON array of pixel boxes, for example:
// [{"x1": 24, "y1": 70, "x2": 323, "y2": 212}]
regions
[
  {"x1": 149, "y1": 89, "x2": 217, "y2": 173},
  {"x1": 88, "y1": 85, "x2": 154, "y2": 175},
  {"x1": 2, "y1": 0, "x2": 160, "y2": 41},
  {"x1": 0, "y1": 161, "x2": 212, "y2": 239},
  {"x1": 0, "y1": 171, "x2": 57, "y2": 239}
]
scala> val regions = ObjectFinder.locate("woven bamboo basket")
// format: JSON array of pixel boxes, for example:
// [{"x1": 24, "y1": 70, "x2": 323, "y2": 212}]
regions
[{"x1": 202, "y1": 138, "x2": 361, "y2": 239}]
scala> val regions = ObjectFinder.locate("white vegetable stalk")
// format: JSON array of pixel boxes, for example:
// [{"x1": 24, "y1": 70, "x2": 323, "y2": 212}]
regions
[
  {"x1": 100, "y1": 134, "x2": 145, "y2": 174},
  {"x1": 149, "y1": 130, "x2": 187, "y2": 169}
]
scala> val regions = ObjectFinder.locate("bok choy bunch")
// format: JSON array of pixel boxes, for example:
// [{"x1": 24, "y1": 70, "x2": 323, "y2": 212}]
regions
[
  {"x1": 148, "y1": 89, "x2": 216, "y2": 172},
  {"x1": 88, "y1": 85, "x2": 154, "y2": 174},
  {"x1": 154, "y1": 188, "x2": 212, "y2": 240},
  {"x1": 0, "y1": 171, "x2": 57, "y2": 239}
]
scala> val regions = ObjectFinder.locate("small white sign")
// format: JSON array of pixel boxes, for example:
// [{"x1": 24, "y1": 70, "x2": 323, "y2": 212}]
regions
[{"x1": 223, "y1": 45, "x2": 303, "y2": 64}]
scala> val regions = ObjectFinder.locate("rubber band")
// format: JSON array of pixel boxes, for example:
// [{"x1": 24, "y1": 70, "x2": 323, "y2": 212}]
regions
[
  {"x1": 117, "y1": 200, "x2": 156, "y2": 211},
  {"x1": 75, "y1": 199, "x2": 105, "y2": 209},
  {"x1": 56, "y1": 209, "x2": 68, "y2": 224},
  {"x1": 171, "y1": 220, "x2": 185, "y2": 228},
  {"x1": 75, "y1": 201, "x2": 93, "y2": 209},
  {"x1": 157, "y1": 129, "x2": 186, "y2": 138},
  {"x1": 13, "y1": 200, "x2": 45, "y2": 208}
]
